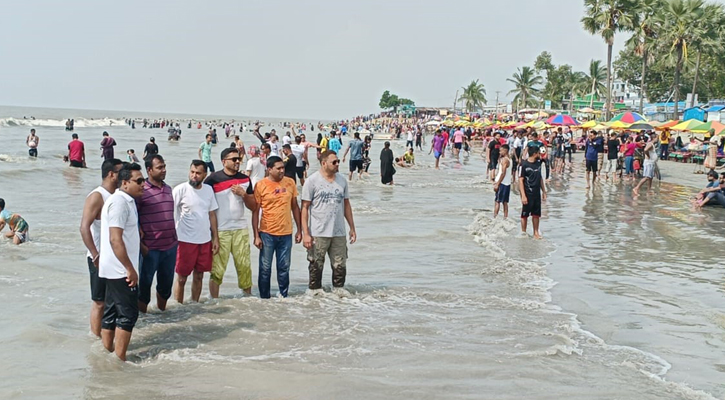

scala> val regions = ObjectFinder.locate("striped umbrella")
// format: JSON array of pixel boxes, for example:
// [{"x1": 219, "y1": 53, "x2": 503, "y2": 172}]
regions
[
  {"x1": 610, "y1": 111, "x2": 646, "y2": 124},
  {"x1": 546, "y1": 114, "x2": 579, "y2": 126},
  {"x1": 690, "y1": 121, "x2": 725, "y2": 135},
  {"x1": 671, "y1": 119, "x2": 704, "y2": 131}
]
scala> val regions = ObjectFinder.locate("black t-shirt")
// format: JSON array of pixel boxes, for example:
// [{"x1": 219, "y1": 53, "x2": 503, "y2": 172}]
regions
[
  {"x1": 488, "y1": 140, "x2": 501, "y2": 162},
  {"x1": 607, "y1": 139, "x2": 620, "y2": 160},
  {"x1": 520, "y1": 159, "x2": 543, "y2": 196},
  {"x1": 284, "y1": 154, "x2": 297, "y2": 179},
  {"x1": 144, "y1": 143, "x2": 159, "y2": 156}
]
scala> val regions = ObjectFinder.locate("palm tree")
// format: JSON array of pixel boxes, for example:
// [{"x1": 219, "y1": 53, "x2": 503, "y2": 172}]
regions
[
  {"x1": 689, "y1": 3, "x2": 724, "y2": 107},
  {"x1": 626, "y1": 0, "x2": 663, "y2": 113},
  {"x1": 582, "y1": 0, "x2": 638, "y2": 119},
  {"x1": 584, "y1": 59, "x2": 607, "y2": 107},
  {"x1": 458, "y1": 80, "x2": 487, "y2": 113},
  {"x1": 656, "y1": 0, "x2": 705, "y2": 118},
  {"x1": 507, "y1": 66, "x2": 543, "y2": 110}
]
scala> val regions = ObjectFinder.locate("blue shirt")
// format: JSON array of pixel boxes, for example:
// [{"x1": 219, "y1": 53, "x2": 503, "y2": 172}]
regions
[
  {"x1": 585, "y1": 138, "x2": 602, "y2": 161},
  {"x1": 328, "y1": 138, "x2": 342, "y2": 154}
]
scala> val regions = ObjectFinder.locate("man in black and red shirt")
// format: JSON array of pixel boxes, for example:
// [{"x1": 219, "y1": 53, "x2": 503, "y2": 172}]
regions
[{"x1": 204, "y1": 148, "x2": 257, "y2": 298}]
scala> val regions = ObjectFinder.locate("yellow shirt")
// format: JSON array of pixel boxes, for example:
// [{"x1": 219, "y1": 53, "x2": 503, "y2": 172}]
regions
[
  {"x1": 254, "y1": 177, "x2": 298, "y2": 236},
  {"x1": 320, "y1": 137, "x2": 329, "y2": 149},
  {"x1": 403, "y1": 152, "x2": 415, "y2": 163},
  {"x1": 660, "y1": 131, "x2": 669, "y2": 144}
]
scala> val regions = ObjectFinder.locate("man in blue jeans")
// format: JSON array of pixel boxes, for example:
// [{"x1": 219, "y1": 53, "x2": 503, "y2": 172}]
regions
[
  {"x1": 252, "y1": 156, "x2": 302, "y2": 298},
  {"x1": 136, "y1": 155, "x2": 178, "y2": 312}
]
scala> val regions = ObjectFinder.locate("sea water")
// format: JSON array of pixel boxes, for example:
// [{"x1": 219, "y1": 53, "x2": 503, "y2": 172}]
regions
[{"x1": 0, "y1": 105, "x2": 723, "y2": 399}]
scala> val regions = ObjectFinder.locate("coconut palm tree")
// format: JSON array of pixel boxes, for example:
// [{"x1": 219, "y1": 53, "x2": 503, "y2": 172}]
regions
[
  {"x1": 688, "y1": 3, "x2": 724, "y2": 107},
  {"x1": 583, "y1": 59, "x2": 607, "y2": 107},
  {"x1": 656, "y1": 0, "x2": 705, "y2": 118},
  {"x1": 626, "y1": 0, "x2": 663, "y2": 113},
  {"x1": 582, "y1": 0, "x2": 638, "y2": 119},
  {"x1": 506, "y1": 66, "x2": 543, "y2": 110},
  {"x1": 458, "y1": 80, "x2": 487, "y2": 113}
]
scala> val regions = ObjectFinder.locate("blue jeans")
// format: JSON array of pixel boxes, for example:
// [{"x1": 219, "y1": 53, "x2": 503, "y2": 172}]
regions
[
  {"x1": 139, "y1": 245, "x2": 178, "y2": 304},
  {"x1": 625, "y1": 156, "x2": 634, "y2": 175},
  {"x1": 258, "y1": 233, "x2": 292, "y2": 298}
]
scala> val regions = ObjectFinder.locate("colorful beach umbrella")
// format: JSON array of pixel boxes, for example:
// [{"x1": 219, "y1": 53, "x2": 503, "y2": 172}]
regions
[
  {"x1": 610, "y1": 111, "x2": 646, "y2": 124},
  {"x1": 628, "y1": 122, "x2": 654, "y2": 131},
  {"x1": 578, "y1": 107, "x2": 596, "y2": 113},
  {"x1": 580, "y1": 120, "x2": 598, "y2": 129},
  {"x1": 671, "y1": 119, "x2": 704, "y2": 131},
  {"x1": 690, "y1": 121, "x2": 725, "y2": 135},
  {"x1": 606, "y1": 121, "x2": 632, "y2": 130},
  {"x1": 546, "y1": 114, "x2": 579, "y2": 126},
  {"x1": 655, "y1": 120, "x2": 679, "y2": 130}
]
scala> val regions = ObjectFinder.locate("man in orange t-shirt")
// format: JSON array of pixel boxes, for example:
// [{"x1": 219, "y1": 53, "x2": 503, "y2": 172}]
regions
[{"x1": 253, "y1": 156, "x2": 302, "y2": 298}]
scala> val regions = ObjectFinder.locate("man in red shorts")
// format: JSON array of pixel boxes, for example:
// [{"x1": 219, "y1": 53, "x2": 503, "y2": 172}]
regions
[{"x1": 172, "y1": 160, "x2": 220, "y2": 304}]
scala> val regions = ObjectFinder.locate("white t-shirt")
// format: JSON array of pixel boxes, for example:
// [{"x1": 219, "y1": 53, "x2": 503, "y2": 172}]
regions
[
  {"x1": 173, "y1": 182, "x2": 219, "y2": 244},
  {"x1": 86, "y1": 186, "x2": 112, "y2": 258},
  {"x1": 269, "y1": 141, "x2": 280, "y2": 157},
  {"x1": 407, "y1": 131, "x2": 414, "y2": 141},
  {"x1": 291, "y1": 144, "x2": 305, "y2": 167},
  {"x1": 282, "y1": 135, "x2": 292, "y2": 145},
  {"x1": 246, "y1": 157, "x2": 266, "y2": 188},
  {"x1": 99, "y1": 190, "x2": 140, "y2": 279}
]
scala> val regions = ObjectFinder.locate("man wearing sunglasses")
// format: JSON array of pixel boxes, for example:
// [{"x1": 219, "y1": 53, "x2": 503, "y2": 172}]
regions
[
  {"x1": 301, "y1": 151, "x2": 357, "y2": 296},
  {"x1": 98, "y1": 162, "x2": 145, "y2": 361},
  {"x1": 204, "y1": 148, "x2": 257, "y2": 298}
]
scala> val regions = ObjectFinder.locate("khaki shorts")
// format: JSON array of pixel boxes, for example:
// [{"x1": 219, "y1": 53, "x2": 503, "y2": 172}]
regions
[{"x1": 211, "y1": 229, "x2": 252, "y2": 289}]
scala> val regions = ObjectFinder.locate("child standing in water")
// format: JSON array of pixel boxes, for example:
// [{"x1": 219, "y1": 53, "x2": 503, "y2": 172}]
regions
[{"x1": 0, "y1": 198, "x2": 29, "y2": 245}]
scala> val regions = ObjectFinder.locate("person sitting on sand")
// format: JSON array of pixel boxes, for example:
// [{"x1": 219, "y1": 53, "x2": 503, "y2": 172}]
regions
[
  {"x1": 0, "y1": 198, "x2": 29, "y2": 245},
  {"x1": 403, "y1": 148, "x2": 415, "y2": 165},
  {"x1": 695, "y1": 171, "x2": 725, "y2": 207}
]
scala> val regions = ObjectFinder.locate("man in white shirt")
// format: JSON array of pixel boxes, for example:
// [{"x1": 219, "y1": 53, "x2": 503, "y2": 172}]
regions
[
  {"x1": 563, "y1": 127, "x2": 573, "y2": 164},
  {"x1": 173, "y1": 160, "x2": 220, "y2": 304},
  {"x1": 80, "y1": 158, "x2": 123, "y2": 338},
  {"x1": 99, "y1": 162, "x2": 145, "y2": 361}
]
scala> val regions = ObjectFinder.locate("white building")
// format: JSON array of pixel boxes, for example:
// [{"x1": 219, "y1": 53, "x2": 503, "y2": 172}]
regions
[{"x1": 612, "y1": 79, "x2": 646, "y2": 108}]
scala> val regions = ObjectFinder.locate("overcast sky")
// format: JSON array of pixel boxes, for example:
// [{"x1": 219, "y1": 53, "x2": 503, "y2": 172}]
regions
[{"x1": 2, "y1": 0, "x2": 642, "y2": 120}]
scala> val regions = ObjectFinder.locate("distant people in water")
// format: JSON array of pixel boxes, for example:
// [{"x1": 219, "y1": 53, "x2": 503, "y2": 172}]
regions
[
  {"x1": 26, "y1": 129, "x2": 39, "y2": 157},
  {"x1": 65, "y1": 118, "x2": 74, "y2": 131},
  {"x1": 0, "y1": 198, "x2": 29, "y2": 245}
]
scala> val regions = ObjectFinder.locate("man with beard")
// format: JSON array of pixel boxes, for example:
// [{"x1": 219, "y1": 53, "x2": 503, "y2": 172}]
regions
[{"x1": 172, "y1": 160, "x2": 219, "y2": 304}]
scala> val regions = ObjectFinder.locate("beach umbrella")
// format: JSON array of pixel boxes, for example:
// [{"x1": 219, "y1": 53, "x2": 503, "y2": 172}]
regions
[
  {"x1": 606, "y1": 121, "x2": 632, "y2": 130},
  {"x1": 610, "y1": 111, "x2": 646, "y2": 124},
  {"x1": 671, "y1": 119, "x2": 704, "y2": 131},
  {"x1": 628, "y1": 122, "x2": 654, "y2": 131},
  {"x1": 690, "y1": 121, "x2": 725, "y2": 135},
  {"x1": 546, "y1": 114, "x2": 579, "y2": 126},
  {"x1": 580, "y1": 120, "x2": 598, "y2": 129},
  {"x1": 425, "y1": 120, "x2": 441, "y2": 126},
  {"x1": 654, "y1": 120, "x2": 680, "y2": 130},
  {"x1": 578, "y1": 107, "x2": 596, "y2": 113},
  {"x1": 592, "y1": 124, "x2": 609, "y2": 131}
]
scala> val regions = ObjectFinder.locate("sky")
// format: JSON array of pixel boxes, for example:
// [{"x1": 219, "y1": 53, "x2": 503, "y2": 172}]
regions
[{"x1": 2, "y1": 0, "x2": 636, "y2": 120}]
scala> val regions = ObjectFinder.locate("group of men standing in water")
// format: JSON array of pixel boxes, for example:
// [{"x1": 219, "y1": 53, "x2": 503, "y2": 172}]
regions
[{"x1": 78, "y1": 138, "x2": 357, "y2": 361}]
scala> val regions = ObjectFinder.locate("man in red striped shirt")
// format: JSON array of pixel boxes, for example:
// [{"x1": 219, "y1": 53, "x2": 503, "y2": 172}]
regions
[
  {"x1": 136, "y1": 154, "x2": 178, "y2": 312},
  {"x1": 204, "y1": 148, "x2": 258, "y2": 297}
]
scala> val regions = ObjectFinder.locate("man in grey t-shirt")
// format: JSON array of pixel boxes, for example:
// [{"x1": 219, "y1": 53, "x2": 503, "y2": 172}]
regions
[
  {"x1": 301, "y1": 150, "x2": 357, "y2": 294},
  {"x1": 342, "y1": 132, "x2": 365, "y2": 181}
]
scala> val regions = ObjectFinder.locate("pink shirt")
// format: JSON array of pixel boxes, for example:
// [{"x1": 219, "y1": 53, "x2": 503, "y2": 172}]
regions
[{"x1": 453, "y1": 130, "x2": 464, "y2": 143}]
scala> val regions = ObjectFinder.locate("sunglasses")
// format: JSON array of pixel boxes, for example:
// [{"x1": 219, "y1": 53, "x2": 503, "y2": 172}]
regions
[
  {"x1": 225, "y1": 157, "x2": 242, "y2": 162},
  {"x1": 330, "y1": 160, "x2": 340, "y2": 165},
  {"x1": 132, "y1": 178, "x2": 145, "y2": 185}
]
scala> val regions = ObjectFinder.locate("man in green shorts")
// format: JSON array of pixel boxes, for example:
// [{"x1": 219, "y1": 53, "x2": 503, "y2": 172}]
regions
[{"x1": 0, "y1": 198, "x2": 29, "y2": 245}]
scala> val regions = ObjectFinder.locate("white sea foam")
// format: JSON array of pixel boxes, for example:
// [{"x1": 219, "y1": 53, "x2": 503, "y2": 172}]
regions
[{"x1": 0, "y1": 117, "x2": 125, "y2": 128}]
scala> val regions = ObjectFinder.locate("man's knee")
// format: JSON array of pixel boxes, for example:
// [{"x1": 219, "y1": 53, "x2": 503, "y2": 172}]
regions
[
  {"x1": 192, "y1": 271, "x2": 204, "y2": 281},
  {"x1": 177, "y1": 275, "x2": 188, "y2": 285}
]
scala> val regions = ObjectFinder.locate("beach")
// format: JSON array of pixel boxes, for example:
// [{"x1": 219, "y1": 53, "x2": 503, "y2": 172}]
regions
[{"x1": 1, "y1": 105, "x2": 724, "y2": 400}]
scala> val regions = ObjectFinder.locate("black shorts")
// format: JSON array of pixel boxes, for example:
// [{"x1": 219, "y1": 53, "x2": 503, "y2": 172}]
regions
[
  {"x1": 88, "y1": 257, "x2": 106, "y2": 302},
  {"x1": 102, "y1": 278, "x2": 139, "y2": 332},
  {"x1": 454, "y1": 143, "x2": 462, "y2": 150},
  {"x1": 349, "y1": 159, "x2": 364, "y2": 172},
  {"x1": 296, "y1": 166, "x2": 305, "y2": 179},
  {"x1": 488, "y1": 160, "x2": 498, "y2": 171},
  {"x1": 521, "y1": 194, "x2": 541, "y2": 218},
  {"x1": 70, "y1": 160, "x2": 84, "y2": 168},
  {"x1": 586, "y1": 159, "x2": 598, "y2": 172}
]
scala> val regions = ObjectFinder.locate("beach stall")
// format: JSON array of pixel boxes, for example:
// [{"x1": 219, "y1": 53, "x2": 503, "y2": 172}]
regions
[{"x1": 682, "y1": 107, "x2": 706, "y2": 122}]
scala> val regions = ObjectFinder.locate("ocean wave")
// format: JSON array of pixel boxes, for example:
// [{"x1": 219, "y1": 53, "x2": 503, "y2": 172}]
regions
[{"x1": 0, "y1": 117, "x2": 125, "y2": 128}]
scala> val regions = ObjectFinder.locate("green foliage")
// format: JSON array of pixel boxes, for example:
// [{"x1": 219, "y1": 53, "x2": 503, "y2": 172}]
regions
[
  {"x1": 459, "y1": 80, "x2": 487, "y2": 113},
  {"x1": 507, "y1": 66, "x2": 543, "y2": 108},
  {"x1": 379, "y1": 90, "x2": 415, "y2": 112}
]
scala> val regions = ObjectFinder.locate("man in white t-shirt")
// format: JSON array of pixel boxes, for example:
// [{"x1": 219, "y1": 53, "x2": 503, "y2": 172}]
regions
[
  {"x1": 246, "y1": 144, "x2": 268, "y2": 188},
  {"x1": 282, "y1": 131, "x2": 292, "y2": 146},
  {"x1": 99, "y1": 162, "x2": 145, "y2": 362},
  {"x1": 173, "y1": 160, "x2": 219, "y2": 304},
  {"x1": 290, "y1": 136, "x2": 307, "y2": 185}
]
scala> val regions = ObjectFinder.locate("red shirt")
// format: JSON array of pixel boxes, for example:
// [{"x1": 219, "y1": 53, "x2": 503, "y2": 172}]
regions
[{"x1": 68, "y1": 140, "x2": 85, "y2": 162}]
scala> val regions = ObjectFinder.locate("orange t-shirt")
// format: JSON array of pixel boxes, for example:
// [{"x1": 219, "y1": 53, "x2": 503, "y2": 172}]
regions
[{"x1": 254, "y1": 177, "x2": 298, "y2": 236}]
